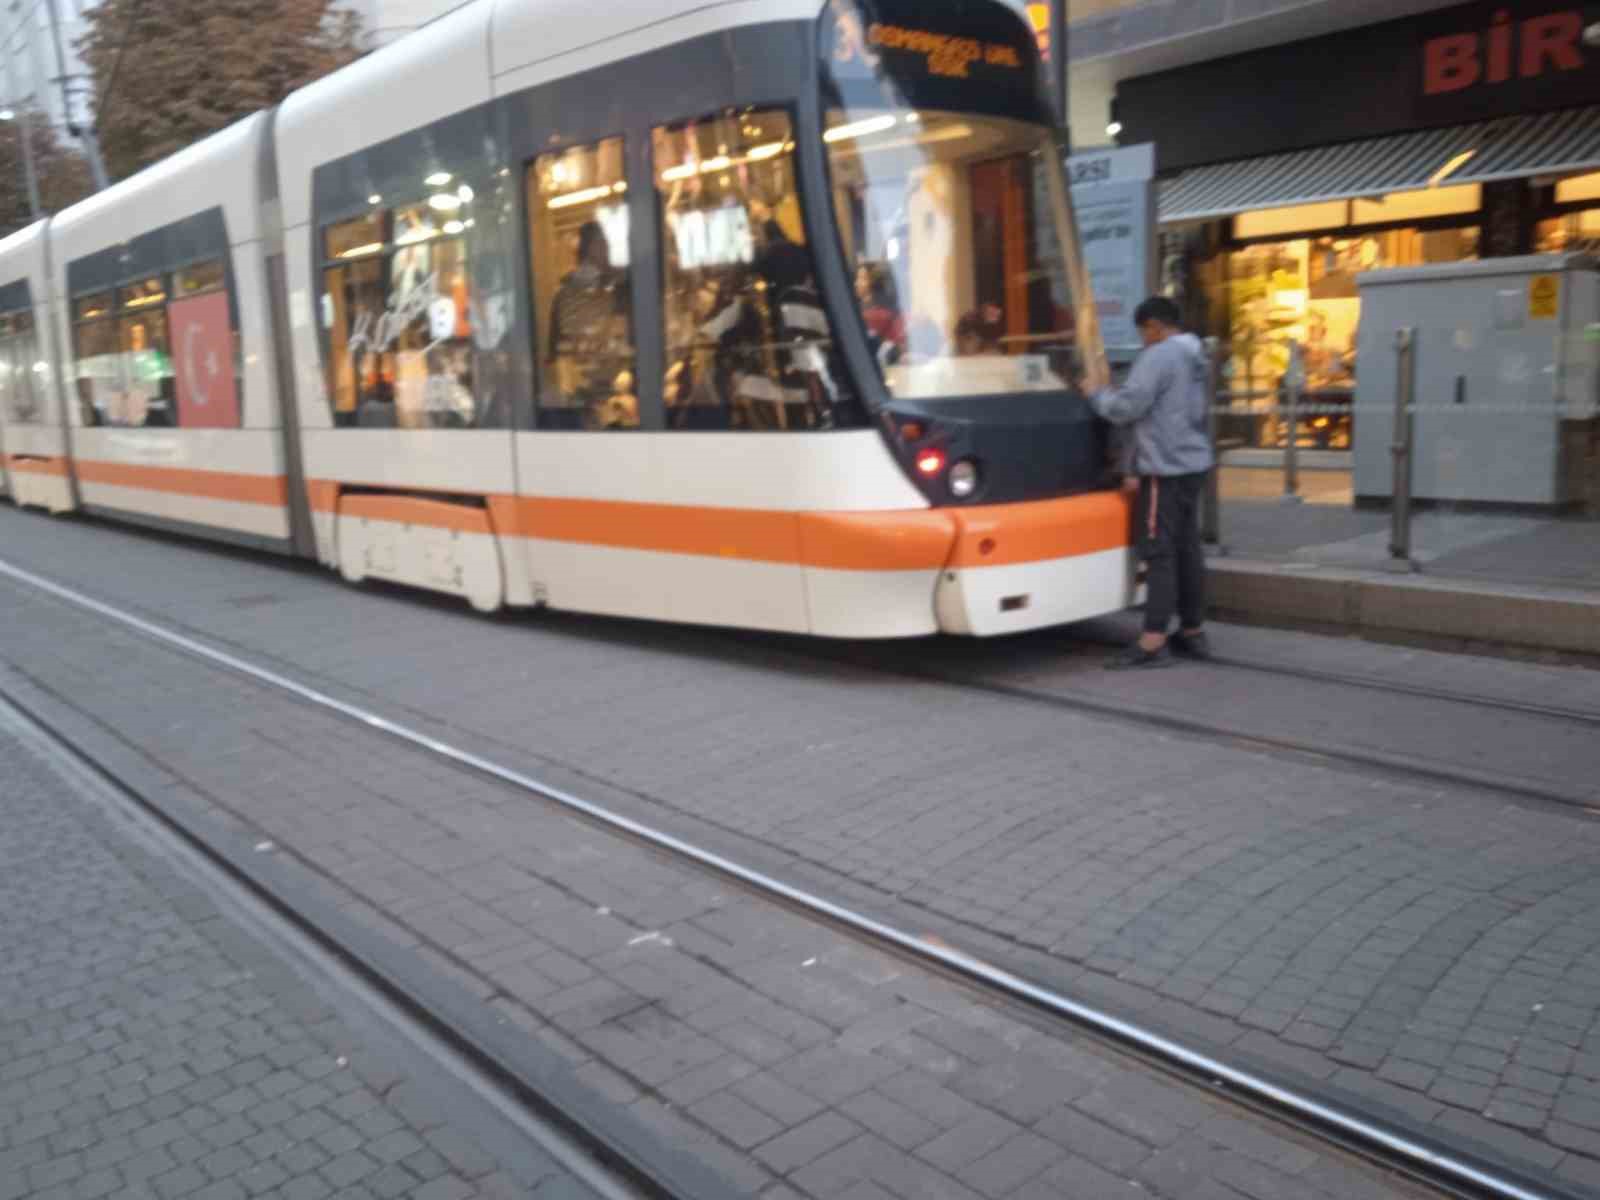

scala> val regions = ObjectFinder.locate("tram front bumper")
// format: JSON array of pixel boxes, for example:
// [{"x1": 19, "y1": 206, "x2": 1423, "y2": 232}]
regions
[{"x1": 932, "y1": 491, "x2": 1136, "y2": 637}]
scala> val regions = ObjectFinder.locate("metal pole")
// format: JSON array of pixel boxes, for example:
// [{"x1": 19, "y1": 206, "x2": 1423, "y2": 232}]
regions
[
  {"x1": 1282, "y1": 339, "x2": 1303, "y2": 503},
  {"x1": 43, "y1": 0, "x2": 109, "y2": 191},
  {"x1": 1386, "y1": 327, "x2": 1419, "y2": 573},
  {"x1": 10, "y1": 106, "x2": 42, "y2": 219},
  {"x1": 1201, "y1": 336, "x2": 1225, "y2": 553},
  {"x1": 1050, "y1": 0, "x2": 1069, "y2": 128}
]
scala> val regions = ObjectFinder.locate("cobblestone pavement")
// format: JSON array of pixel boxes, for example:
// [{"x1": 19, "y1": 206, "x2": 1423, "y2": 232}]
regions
[
  {"x1": 0, "y1": 704, "x2": 597, "y2": 1199},
  {"x1": 0, "y1": 507, "x2": 1596, "y2": 1195}
]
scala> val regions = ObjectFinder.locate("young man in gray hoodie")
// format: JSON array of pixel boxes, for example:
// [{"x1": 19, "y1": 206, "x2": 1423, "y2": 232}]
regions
[{"x1": 1090, "y1": 296, "x2": 1215, "y2": 669}]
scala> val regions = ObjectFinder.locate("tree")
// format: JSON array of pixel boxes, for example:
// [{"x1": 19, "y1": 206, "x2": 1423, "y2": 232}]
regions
[
  {"x1": 78, "y1": 0, "x2": 365, "y2": 183},
  {"x1": 0, "y1": 107, "x2": 95, "y2": 238}
]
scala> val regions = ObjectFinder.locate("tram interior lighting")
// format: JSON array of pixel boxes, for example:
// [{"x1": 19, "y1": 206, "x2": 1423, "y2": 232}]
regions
[
  {"x1": 660, "y1": 143, "x2": 793, "y2": 184},
  {"x1": 122, "y1": 292, "x2": 167, "y2": 309},
  {"x1": 442, "y1": 219, "x2": 465, "y2": 235},
  {"x1": 429, "y1": 192, "x2": 463, "y2": 212},
  {"x1": 825, "y1": 115, "x2": 898, "y2": 143},
  {"x1": 338, "y1": 242, "x2": 385, "y2": 258},
  {"x1": 425, "y1": 171, "x2": 452, "y2": 186},
  {"x1": 846, "y1": 124, "x2": 973, "y2": 157},
  {"x1": 915, "y1": 448, "x2": 946, "y2": 477},
  {"x1": 548, "y1": 182, "x2": 626, "y2": 210}
]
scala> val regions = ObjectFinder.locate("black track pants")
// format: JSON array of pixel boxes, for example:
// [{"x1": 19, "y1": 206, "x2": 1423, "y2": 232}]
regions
[{"x1": 1136, "y1": 472, "x2": 1207, "y2": 636}]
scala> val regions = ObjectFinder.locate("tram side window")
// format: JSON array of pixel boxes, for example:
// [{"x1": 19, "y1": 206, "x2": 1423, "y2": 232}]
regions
[
  {"x1": 0, "y1": 311, "x2": 41, "y2": 423},
  {"x1": 323, "y1": 212, "x2": 391, "y2": 426},
  {"x1": 73, "y1": 292, "x2": 122, "y2": 426},
  {"x1": 117, "y1": 276, "x2": 177, "y2": 427},
  {"x1": 654, "y1": 109, "x2": 859, "y2": 431},
  {"x1": 175, "y1": 259, "x2": 226, "y2": 297},
  {"x1": 320, "y1": 206, "x2": 478, "y2": 429},
  {"x1": 389, "y1": 205, "x2": 475, "y2": 429},
  {"x1": 528, "y1": 137, "x2": 637, "y2": 430}
]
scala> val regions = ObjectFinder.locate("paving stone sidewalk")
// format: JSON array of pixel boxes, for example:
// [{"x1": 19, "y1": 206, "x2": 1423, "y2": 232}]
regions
[
  {"x1": 0, "y1": 508, "x2": 1597, "y2": 1195},
  {"x1": 0, "y1": 568, "x2": 1441, "y2": 1199},
  {"x1": 0, "y1": 708, "x2": 594, "y2": 1200}
]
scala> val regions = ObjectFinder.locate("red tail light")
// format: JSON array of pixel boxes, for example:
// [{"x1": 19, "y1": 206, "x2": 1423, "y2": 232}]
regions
[{"x1": 915, "y1": 448, "x2": 946, "y2": 477}]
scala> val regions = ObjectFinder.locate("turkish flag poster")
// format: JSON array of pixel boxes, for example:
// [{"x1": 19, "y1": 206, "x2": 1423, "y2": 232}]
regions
[{"x1": 171, "y1": 291, "x2": 239, "y2": 428}]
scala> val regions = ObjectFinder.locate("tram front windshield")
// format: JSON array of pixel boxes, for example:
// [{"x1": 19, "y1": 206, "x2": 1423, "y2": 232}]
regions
[{"x1": 819, "y1": 0, "x2": 1103, "y2": 403}]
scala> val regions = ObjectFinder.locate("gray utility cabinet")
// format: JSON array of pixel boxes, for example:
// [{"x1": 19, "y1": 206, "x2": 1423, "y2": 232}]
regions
[{"x1": 1354, "y1": 254, "x2": 1599, "y2": 508}]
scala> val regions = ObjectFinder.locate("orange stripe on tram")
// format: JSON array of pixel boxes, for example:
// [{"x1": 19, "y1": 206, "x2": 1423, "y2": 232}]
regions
[
  {"x1": 306, "y1": 479, "x2": 341, "y2": 515},
  {"x1": 305, "y1": 482, "x2": 1130, "y2": 572},
  {"x1": 74, "y1": 460, "x2": 288, "y2": 507},
  {"x1": 947, "y1": 491, "x2": 1133, "y2": 569},
  {"x1": 516, "y1": 496, "x2": 806, "y2": 564},
  {"x1": 4, "y1": 455, "x2": 70, "y2": 477}
]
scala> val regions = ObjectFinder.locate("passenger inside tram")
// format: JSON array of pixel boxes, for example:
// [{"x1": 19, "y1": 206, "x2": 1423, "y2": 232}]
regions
[
  {"x1": 855, "y1": 263, "x2": 906, "y2": 365},
  {"x1": 525, "y1": 134, "x2": 638, "y2": 429},
  {"x1": 546, "y1": 220, "x2": 632, "y2": 429},
  {"x1": 824, "y1": 106, "x2": 1082, "y2": 400},
  {"x1": 656, "y1": 108, "x2": 862, "y2": 432},
  {"x1": 955, "y1": 307, "x2": 1004, "y2": 357}
]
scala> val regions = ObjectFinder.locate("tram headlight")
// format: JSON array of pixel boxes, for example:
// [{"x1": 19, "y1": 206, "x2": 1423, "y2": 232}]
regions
[{"x1": 949, "y1": 458, "x2": 981, "y2": 500}]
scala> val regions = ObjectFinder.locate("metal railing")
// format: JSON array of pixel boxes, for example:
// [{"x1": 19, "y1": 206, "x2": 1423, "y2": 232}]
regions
[
  {"x1": 1200, "y1": 332, "x2": 1419, "y2": 566},
  {"x1": 1386, "y1": 327, "x2": 1419, "y2": 573}
]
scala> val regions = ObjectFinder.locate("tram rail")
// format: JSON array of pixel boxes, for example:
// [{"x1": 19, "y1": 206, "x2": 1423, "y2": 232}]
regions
[
  {"x1": 1045, "y1": 629, "x2": 1600, "y2": 730},
  {"x1": 0, "y1": 551, "x2": 1587, "y2": 1200},
  {"x1": 1197, "y1": 650, "x2": 1600, "y2": 729},
  {"x1": 798, "y1": 634, "x2": 1600, "y2": 814},
  {"x1": 0, "y1": 676, "x2": 664, "y2": 1200}
]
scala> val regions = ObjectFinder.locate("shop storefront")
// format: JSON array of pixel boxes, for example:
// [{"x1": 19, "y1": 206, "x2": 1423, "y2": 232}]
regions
[{"x1": 1117, "y1": 0, "x2": 1600, "y2": 455}]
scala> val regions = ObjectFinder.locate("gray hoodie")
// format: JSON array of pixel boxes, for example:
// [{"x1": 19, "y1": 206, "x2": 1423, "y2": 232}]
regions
[{"x1": 1090, "y1": 332, "x2": 1215, "y2": 477}]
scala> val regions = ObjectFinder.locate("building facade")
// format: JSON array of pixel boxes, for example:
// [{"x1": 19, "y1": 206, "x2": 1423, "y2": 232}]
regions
[
  {"x1": 1, "y1": 0, "x2": 94, "y2": 138},
  {"x1": 1068, "y1": 0, "x2": 1600, "y2": 456}
]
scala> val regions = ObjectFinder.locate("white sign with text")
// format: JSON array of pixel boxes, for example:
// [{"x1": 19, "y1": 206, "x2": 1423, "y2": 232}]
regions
[{"x1": 1068, "y1": 144, "x2": 1156, "y2": 357}]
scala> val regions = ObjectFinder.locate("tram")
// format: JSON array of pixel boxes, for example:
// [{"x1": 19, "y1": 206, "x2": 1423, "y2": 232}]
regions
[{"x1": 0, "y1": 0, "x2": 1134, "y2": 638}]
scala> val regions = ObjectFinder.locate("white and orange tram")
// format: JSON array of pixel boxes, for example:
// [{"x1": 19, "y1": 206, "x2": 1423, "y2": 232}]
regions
[{"x1": 0, "y1": 0, "x2": 1135, "y2": 638}]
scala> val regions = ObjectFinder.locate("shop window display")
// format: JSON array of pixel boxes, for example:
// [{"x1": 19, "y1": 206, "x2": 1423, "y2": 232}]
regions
[
  {"x1": 1534, "y1": 210, "x2": 1600, "y2": 255},
  {"x1": 1206, "y1": 226, "x2": 1479, "y2": 451}
]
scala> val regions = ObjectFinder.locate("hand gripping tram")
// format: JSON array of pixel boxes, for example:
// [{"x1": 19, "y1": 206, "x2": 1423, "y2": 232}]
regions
[{"x1": 0, "y1": 0, "x2": 1135, "y2": 638}]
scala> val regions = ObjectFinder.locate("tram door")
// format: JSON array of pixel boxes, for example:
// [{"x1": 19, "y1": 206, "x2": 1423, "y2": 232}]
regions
[
  {"x1": 0, "y1": 334, "x2": 10, "y2": 496},
  {"x1": 0, "y1": 314, "x2": 42, "y2": 494}
]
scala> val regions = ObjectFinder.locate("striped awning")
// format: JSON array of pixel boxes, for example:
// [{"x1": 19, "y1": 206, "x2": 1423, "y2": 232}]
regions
[{"x1": 1159, "y1": 107, "x2": 1600, "y2": 225}]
